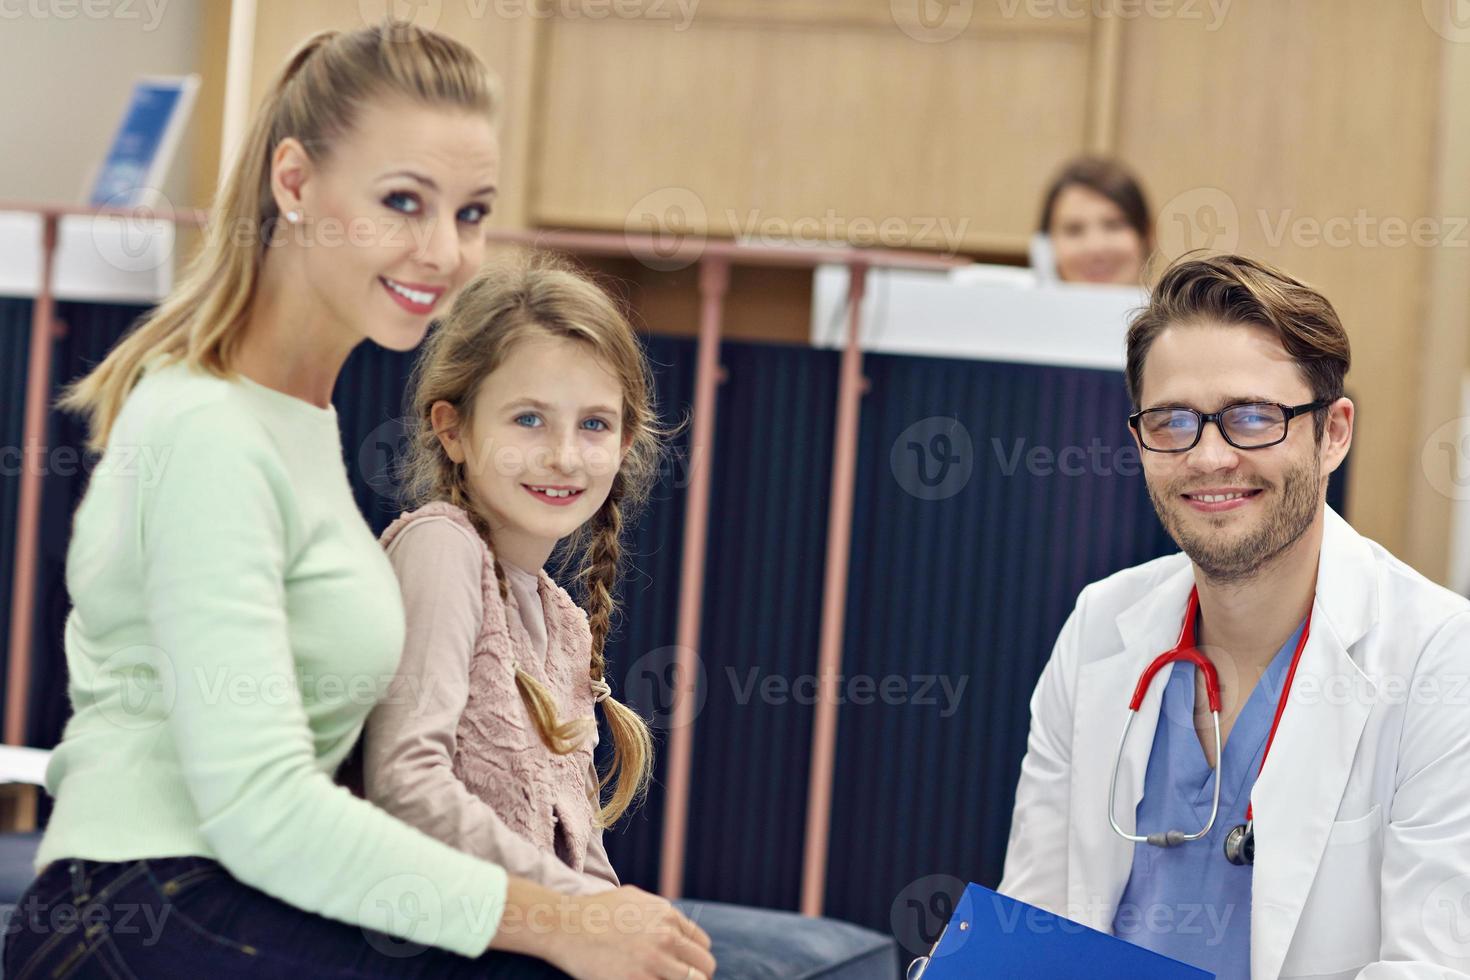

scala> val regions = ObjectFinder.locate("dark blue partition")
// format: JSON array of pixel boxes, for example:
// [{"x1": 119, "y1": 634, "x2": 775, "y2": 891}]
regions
[
  {"x1": 0, "y1": 299, "x2": 34, "y2": 741},
  {"x1": 332, "y1": 342, "x2": 422, "y2": 535},
  {"x1": 821, "y1": 354, "x2": 1176, "y2": 951},
  {"x1": 3, "y1": 302, "x2": 1351, "y2": 948},
  {"x1": 31, "y1": 302, "x2": 152, "y2": 758},
  {"x1": 676, "y1": 341, "x2": 839, "y2": 908}
]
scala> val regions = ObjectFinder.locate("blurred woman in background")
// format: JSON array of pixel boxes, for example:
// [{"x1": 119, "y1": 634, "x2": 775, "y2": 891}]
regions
[{"x1": 1036, "y1": 156, "x2": 1153, "y2": 286}]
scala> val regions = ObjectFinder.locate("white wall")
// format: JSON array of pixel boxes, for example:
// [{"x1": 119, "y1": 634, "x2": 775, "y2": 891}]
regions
[{"x1": 0, "y1": 0, "x2": 203, "y2": 208}]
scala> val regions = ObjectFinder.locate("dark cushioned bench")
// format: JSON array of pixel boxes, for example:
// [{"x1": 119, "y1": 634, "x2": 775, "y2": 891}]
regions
[
  {"x1": 0, "y1": 832, "x2": 40, "y2": 907},
  {"x1": 0, "y1": 834, "x2": 897, "y2": 979},
  {"x1": 0, "y1": 832, "x2": 43, "y2": 978},
  {"x1": 675, "y1": 899, "x2": 898, "y2": 980}
]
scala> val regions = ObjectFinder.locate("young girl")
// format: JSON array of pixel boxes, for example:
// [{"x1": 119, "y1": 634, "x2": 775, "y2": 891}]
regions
[
  {"x1": 362, "y1": 253, "x2": 665, "y2": 900},
  {"x1": 6, "y1": 20, "x2": 711, "y2": 980}
]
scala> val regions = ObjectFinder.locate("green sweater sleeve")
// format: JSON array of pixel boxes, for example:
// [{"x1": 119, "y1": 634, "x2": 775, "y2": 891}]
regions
[{"x1": 138, "y1": 399, "x2": 509, "y2": 959}]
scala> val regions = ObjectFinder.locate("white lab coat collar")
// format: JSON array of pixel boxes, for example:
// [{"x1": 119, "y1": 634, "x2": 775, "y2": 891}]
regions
[
  {"x1": 1306, "y1": 504, "x2": 1379, "y2": 651},
  {"x1": 1112, "y1": 507, "x2": 1376, "y2": 662}
]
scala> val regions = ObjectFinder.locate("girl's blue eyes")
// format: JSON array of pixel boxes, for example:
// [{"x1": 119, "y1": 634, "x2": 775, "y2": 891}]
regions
[
  {"x1": 383, "y1": 191, "x2": 416, "y2": 214},
  {"x1": 382, "y1": 191, "x2": 490, "y2": 225},
  {"x1": 514, "y1": 414, "x2": 611, "y2": 432}
]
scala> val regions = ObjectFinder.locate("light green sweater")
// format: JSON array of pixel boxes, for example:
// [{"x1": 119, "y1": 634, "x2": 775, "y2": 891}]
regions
[{"x1": 38, "y1": 353, "x2": 508, "y2": 959}]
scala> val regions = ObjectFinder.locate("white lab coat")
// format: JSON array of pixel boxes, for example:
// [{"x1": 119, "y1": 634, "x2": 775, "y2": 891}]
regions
[{"x1": 999, "y1": 506, "x2": 1470, "y2": 979}]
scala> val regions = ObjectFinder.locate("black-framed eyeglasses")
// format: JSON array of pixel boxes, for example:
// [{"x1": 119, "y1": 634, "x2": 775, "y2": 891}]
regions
[{"x1": 1128, "y1": 400, "x2": 1332, "y2": 453}]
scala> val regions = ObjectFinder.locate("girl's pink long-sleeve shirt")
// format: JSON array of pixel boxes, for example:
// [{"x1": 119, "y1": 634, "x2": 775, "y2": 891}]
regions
[{"x1": 362, "y1": 501, "x2": 619, "y2": 895}]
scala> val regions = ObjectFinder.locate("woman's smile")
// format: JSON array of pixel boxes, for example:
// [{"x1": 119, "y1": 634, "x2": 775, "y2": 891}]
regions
[{"x1": 379, "y1": 275, "x2": 445, "y2": 315}]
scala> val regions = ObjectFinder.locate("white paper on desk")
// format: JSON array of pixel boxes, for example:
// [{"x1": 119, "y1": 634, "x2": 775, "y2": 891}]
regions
[
  {"x1": 809, "y1": 263, "x2": 1145, "y2": 371},
  {"x1": 0, "y1": 746, "x2": 51, "y2": 787}
]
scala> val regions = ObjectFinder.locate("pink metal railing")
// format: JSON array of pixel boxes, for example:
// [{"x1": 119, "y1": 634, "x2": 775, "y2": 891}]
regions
[{"x1": 0, "y1": 200, "x2": 964, "y2": 915}]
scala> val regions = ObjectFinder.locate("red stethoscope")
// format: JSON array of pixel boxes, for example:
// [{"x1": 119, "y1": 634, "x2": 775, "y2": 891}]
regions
[{"x1": 1106, "y1": 586, "x2": 1312, "y2": 866}]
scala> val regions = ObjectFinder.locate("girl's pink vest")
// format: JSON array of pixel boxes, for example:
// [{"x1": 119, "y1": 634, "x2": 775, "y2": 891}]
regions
[{"x1": 380, "y1": 501, "x2": 599, "y2": 870}]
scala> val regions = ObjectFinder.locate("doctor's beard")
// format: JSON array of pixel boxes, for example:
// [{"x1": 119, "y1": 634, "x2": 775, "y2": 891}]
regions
[{"x1": 1147, "y1": 452, "x2": 1322, "y2": 586}]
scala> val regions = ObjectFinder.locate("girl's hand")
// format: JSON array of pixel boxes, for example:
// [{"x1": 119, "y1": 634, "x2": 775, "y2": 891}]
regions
[{"x1": 550, "y1": 885, "x2": 716, "y2": 980}]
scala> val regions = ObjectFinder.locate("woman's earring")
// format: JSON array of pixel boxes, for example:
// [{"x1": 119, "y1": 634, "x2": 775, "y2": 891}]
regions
[{"x1": 285, "y1": 210, "x2": 300, "y2": 224}]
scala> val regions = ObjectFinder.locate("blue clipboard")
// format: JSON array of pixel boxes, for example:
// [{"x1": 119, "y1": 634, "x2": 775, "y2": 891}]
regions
[{"x1": 909, "y1": 884, "x2": 1214, "y2": 979}]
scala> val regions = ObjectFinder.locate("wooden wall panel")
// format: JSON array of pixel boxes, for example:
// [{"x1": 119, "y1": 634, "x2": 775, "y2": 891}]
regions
[
  {"x1": 1408, "y1": 7, "x2": 1470, "y2": 585},
  {"x1": 247, "y1": 0, "x2": 541, "y2": 230},
  {"x1": 1113, "y1": 0, "x2": 1442, "y2": 563},
  {"x1": 530, "y1": 2, "x2": 1099, "y2": 254}
]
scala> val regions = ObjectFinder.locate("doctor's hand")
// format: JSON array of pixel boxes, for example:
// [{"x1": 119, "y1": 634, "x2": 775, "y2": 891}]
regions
[{"x1": 494, "y1": 878, "x2": 716, "y2": 979}]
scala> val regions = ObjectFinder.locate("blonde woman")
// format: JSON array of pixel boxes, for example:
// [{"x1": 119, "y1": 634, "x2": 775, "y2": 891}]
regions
[
  {"x1": 4, "y1": 22, "x2": 712, "y2": 980},
  {"x1": 361, "y1": 255, "x2": 665, "y2": 898}
]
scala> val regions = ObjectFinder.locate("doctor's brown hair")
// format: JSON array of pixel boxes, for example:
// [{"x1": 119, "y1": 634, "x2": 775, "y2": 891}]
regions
[
  {"x1": 398, "y1": 252, "x2": 668, "y2": 828},
  {"x1": 1124, "y1": 253, "x2": 1351, "y2": 442}
]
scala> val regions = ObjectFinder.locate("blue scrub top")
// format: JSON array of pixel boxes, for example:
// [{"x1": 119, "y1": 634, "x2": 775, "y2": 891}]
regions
[{"x1": 1111, "y1": 616, "x2": 1307, "y2": 979}]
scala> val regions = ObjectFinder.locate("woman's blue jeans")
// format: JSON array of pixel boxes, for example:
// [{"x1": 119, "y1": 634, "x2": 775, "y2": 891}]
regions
[{"x1": 2, "y1": 856, "x2": 571, "y2": 978}]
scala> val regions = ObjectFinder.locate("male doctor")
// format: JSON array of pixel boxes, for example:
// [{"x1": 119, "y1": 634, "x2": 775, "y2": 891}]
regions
[{"x1": 999, "y1": 254, "x2": 1470, "y2": 979}]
